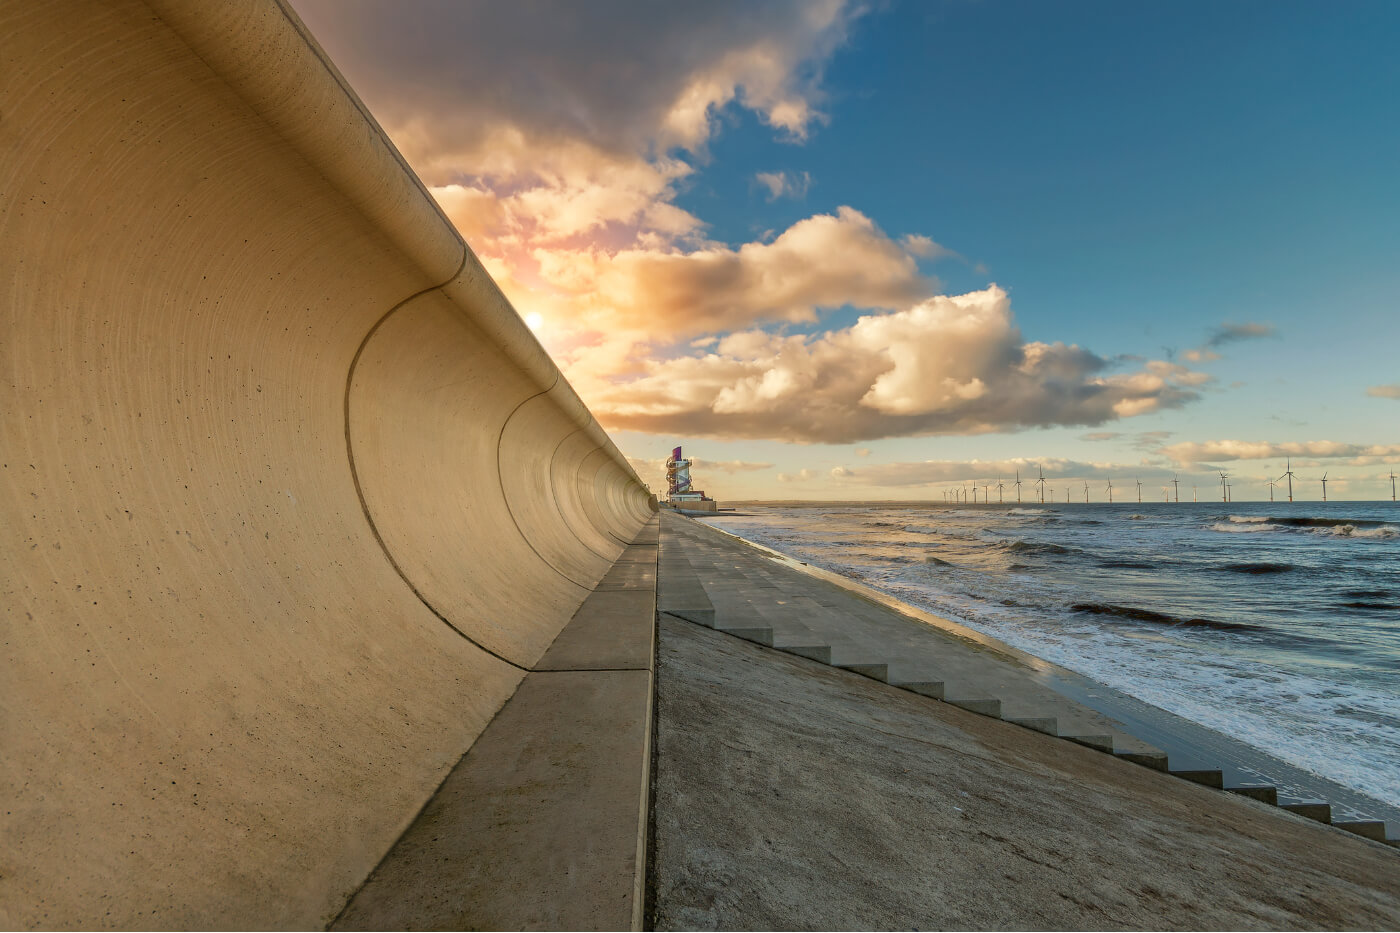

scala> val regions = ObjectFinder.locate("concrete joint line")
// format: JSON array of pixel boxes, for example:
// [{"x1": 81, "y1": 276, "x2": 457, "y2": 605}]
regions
[
  {"x1": 495, "y1": 372, "x2": 596, "y2": 592},
  {"x1": 342, "y1": 250, "x2": 528, "y2": 673},
  {"x1": 533, "y1": 666, "x2": 652, "y2": 674},
  {"x1": 551, "y1": 427, "x2": 614, "y2": 564}
]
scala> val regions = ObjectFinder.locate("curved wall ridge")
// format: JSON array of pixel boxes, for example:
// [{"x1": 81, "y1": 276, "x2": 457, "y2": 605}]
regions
[{"x1": 1, "y1": 0, "x2": 650, "y2": 927}]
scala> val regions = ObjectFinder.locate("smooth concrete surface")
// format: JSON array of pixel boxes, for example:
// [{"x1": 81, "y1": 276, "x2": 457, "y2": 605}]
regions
[
  {"x1": 335, "y1": 519, "x2": 658, "y2": 930},
  {"x1": 662, "y1": 512, "x2": 1400, "y2": 840},
  {"x1": 336, "y1": 669, "x2": 654, "y2": 932},
  {"x1": 652, "y1": 616, "x2": 1400, "y2": 930},
  {"x1": 660, "y1": 512, "x2": 1164, "y2": 760},
  {"x1": 1, "y1": 2, "x2": 649, "y2": 927}
]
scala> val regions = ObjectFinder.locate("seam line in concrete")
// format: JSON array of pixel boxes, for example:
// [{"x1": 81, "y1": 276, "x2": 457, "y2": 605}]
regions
[
  {"x1": 326, "y1": 665, "x2": 533, "y2": 930},
  {"x1": 533, "y1": 666, "x2": 652, "y2": 674},
  {"x1": 495, "y1": 372, "x2": 597, "y2": 591},
  {"x1": 548, "y1": 426, "x2": 614, "y2": 563},
  {"x1": 342, "y1": 251, "x2": 528, "y2": 673}
]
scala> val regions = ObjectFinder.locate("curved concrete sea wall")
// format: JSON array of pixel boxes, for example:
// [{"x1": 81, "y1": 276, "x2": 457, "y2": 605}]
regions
[{"x1": 0, "y1": 1, "x2": 651, "y2": 927}]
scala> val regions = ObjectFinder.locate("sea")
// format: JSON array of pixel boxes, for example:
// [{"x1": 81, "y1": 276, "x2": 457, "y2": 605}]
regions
[{"x1": 699, "y1": 500, "x2": 1400, "y2": 811}]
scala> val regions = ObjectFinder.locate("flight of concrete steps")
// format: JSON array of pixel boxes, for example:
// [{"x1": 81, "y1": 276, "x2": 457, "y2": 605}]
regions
[{"x1": 658, "y1": 511, "x2": 1398, "y2": 850}]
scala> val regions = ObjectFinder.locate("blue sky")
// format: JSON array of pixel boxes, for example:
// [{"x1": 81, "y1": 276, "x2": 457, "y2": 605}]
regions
[{"x1": 295, "y1": 0, "x2": 1400, "y2": 500}]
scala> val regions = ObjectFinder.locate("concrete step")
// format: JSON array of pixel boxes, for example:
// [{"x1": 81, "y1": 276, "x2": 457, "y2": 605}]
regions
[
  {"x1": 1334, "y1": 820, "x2": 1388, "y2": 843},
  {"x1": 1171, "y1": 769, "x2": 1225, "y2": 789},
  {"x1": 1281, "y1": 802, "x2": 1331, "y2": 823},
  {"x1": 1227, "y1": 785, "x2": 1280, "y2": 806}
]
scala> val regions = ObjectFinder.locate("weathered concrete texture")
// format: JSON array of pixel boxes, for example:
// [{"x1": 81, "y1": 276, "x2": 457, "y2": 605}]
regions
[
  {"x1": 335, "y1": 669, "x2": 653, "y2": 932},
  {"x1": 652, "y1": 616, "x2": 1400, "y2": 931},
  {"x1": 0, "y1": 1, "x2": 649, "y2": 927},
  {"x1": 660, "y1": 512, "x2": 1164, "y2": 760},
  {"x1": 336, "y1": 523, "x2": 658, "y2": 931}
]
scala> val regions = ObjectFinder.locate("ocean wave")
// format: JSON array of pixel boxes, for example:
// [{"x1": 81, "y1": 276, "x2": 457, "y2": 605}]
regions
[
  {"x1": 1100, "y1": 560, "x2": 1158, "y2": 570},
  {"x1": 1209, "y1": 521, "x2": 1282, "y2": 533},
  {"x1": 1230, "y1": 515, "x2": 1394, "y2": 529},
  {"x1": 1340, "y1": 600, "x2": 1400, "y2": 610},
  {"x1": 1218, "y1": 562, "x2": 1295, "y2": 574},
  {"x1": 1000, "y1": 539, "x2": 1082, "y2": 557},
  {"x1": 1007, "y1": 508, "x2": 1049, "y2": 515},
  {"x1": 1127, "y1": 514, "x2": 1148, "y2": 520},
  {"x1": 1070, "y1": 602, "x2": 1264, "y2": 632},
  {"x1": 1310, "y1": 523, "x2": 1397, "y2": 539},
  {"x1": 923, "y1": 556, "x2": 955, "y2": 567}
]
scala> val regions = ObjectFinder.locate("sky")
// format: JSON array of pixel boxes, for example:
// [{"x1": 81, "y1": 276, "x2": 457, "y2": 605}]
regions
[{"x1": 292, "y1": 0, "x2": 1400, "y2": 502}]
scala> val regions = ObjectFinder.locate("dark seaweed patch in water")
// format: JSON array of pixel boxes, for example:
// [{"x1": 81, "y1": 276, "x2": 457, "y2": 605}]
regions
[
  {"x1": 923, "y1": 556, "x2": 954, "y2": 567},
  {"x1": 1070, "y1": 602, "x2": 1263, "y2": 632},
  {"x1": 1342, "y1": 589, "x2": 1393, "y2": 599},
  {"x1": 1100, "y1": 560, "x2": 1158, "y2": 570},
  {"x1": 1007, "y1": 563, "x2": 1033, "y2": 571},
  {"x1": 1340, "y1": 601, "x2": 1400, "y2": 610},
  {"x1": 1218, "y1": 562, "x2": 1295, "y2": 575}
]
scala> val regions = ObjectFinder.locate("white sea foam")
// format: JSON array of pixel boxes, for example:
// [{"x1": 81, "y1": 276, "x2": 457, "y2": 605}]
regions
[
  {"x1": 1008, "y1": 508, "x2": 1049, "y2": 515},
  {"x1": 1312, "y1": 523, "x2": 1398, "y2": 538},
  {"x1": 1209, "y1": 521, "x2": 1281, "y2": 533},
  {"x1": 1228, "y1": 514, "x2": 1271, "y2": 523}
]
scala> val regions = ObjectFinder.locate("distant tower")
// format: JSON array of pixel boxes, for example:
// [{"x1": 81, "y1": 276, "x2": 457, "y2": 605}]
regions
[
  {"x1": 666, "y1": 446, "x2": 691, "y2": 498},
  {"x1": 665, "y1": 446, "x2": 717, "y2": 511}
]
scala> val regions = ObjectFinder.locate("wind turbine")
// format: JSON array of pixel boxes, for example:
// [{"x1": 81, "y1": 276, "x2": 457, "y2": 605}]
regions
[
  {"x1": 1035, "y1": 466, "x2": 1047, "y2": 504},
  {"x1": 1219, "y1": 472, "x2": 1229, "y2": 504},
  {"x1": 1083, "y1": 480, "x2": 1090, "y2": 504},
  {"x1": 1172, "y1": 475, "x2": 1180, "y2": 503},
  {"x1": 1391, "y1": 469, "x2": 1397, "y2": 502},
  {"x1": 1135, "y1": 476, "x2": 1143, "y2": 503},
  {"x1": 1014, "y1": 469, "x2": 1023, "y2": 504},
  {"x1": 1320, "y1": 472, "x2": 1328, "y2": 502},
  {"x1": 1279, "y1": 458, "x2": 1297, "y2": 502},
  {"x1": 1267, "y1": 478, "x2": 1277, "y2": 502},
  {"x1": 1105, "y1": 476, "x2": 1114, "y2": 503},
  {"x1": 996, "y1": 477, "x2": 1005, "y2": 503},
  {"x1": 983, "y1": 481, "x2": 991, "y2": 504}
]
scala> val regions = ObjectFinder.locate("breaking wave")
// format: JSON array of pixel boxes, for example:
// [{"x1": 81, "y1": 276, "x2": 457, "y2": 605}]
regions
[
  {"x1": 1070, "y1": 602, "x2": 1264, "y2": 632},
  {"x1": 1218, "y1": 562, "x2": 1295, "y2": 574}
]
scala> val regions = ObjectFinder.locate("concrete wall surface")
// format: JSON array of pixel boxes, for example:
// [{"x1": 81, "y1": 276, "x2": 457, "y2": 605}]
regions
[{"x1": 0, "y1": 1, "x2": 651, "y2": 927}]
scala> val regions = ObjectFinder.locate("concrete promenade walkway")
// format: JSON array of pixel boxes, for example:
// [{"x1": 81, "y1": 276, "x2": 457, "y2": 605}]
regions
[
  {"x1": 658, "y1": 511, "x2": 1400, "y2": 841},
  {"x1": 334, "y1": 516, "x2": 659, "y2": 931},
  {"x1": 652, "y1": 509, "x2": 1400, "y2": 928},
  {"x1": 651, "y1": 615, "x2": 1400, "y2": 930}
]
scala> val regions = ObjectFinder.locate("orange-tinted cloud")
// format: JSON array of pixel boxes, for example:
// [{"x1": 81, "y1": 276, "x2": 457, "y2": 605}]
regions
[{"x1": 584, "y1": 287, "x2": 1209, "y2": 443}]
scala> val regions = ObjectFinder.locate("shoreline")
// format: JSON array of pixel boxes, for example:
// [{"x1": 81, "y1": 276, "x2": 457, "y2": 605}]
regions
[{"x1": 693, "y1": 514, "x2": 1400, "y2": 832}]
